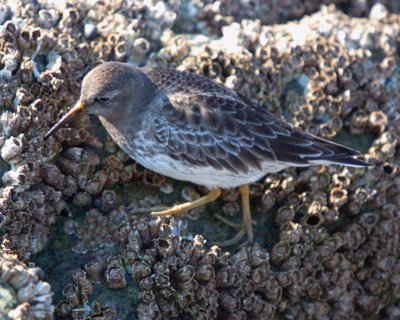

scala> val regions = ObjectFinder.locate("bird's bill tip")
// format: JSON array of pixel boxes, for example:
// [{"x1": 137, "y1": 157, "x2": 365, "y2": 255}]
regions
[{"x1": 44, "y1": 100, "x2": 85, "y2": 140}]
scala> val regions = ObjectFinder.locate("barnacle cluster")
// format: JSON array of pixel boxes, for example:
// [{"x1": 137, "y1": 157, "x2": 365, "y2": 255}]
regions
[
  {"x1": 115, "y1": 214, "x2": 281, "y2": 319},
  {"x1": 0, "y1": 0, "x2": 399, "y2": 319},
  {"x1": 0, "y1": 1, "x2": 90, "y2": 259},
  {"x1": 82, "y1": 0, "x2": 179, "y2": 62},
  {"x1": 190, "y1": 0, "x2": 400, "y2": 34},
  {"x1": 0, "y1": 253, "x2": 53, "y2": 319},
  {"x1": 216, "y1": 244, "x2": 280, "y2": 319},
  {"x1": 123, "y1": 216, "x2": 219, "y2": 319},
  {"x1": 55, "y1": 267, "x2": 117, "y2": 319}
]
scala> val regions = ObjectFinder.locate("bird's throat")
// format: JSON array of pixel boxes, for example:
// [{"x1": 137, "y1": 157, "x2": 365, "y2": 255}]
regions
[{"x1": 98, "y1": 115, "x2": 135, "y2": 154}]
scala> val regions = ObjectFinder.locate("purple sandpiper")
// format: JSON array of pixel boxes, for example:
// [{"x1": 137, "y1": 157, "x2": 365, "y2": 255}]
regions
[{"x1": 45, "y1": 62, "x2": 369, "y2": 246}]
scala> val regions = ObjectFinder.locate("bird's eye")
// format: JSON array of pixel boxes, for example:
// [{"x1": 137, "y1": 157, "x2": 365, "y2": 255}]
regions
[{"x1": 96, "y1": 97, "x2": 110, "y2": 103}]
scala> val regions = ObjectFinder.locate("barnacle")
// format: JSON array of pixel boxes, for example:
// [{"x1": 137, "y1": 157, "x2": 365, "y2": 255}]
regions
[
  {"x1": 37, "y1": 9, "x2": 60, "y2": 29},
  {"x1": 1, "y1": 136, "x2": 23, "y2": 162},
  {"x1": 132, "y1": 38, "x2": 151, "y2": 60},
  {"x1": 105, "y1": 256, "x2": 126, "y2": 289}
]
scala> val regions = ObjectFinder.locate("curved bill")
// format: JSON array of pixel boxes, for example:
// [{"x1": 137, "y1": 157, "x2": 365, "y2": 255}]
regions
[{"x1": 44, "y1": 100, "x2": 85, "y2": 140}]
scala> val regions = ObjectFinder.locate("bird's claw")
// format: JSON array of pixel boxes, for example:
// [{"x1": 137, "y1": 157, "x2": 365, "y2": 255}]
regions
[
  {"x1": 215, "y1": 214, "x2": 256, "y2": 229},
  {"x1": 215, "y1": 227, "x2": 253, "y2": 248}
]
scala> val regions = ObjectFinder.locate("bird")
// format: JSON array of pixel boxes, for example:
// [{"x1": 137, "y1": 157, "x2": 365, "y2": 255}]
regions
[{"x1": 44, "y1": 61, "x2": 369, "y2": 246}]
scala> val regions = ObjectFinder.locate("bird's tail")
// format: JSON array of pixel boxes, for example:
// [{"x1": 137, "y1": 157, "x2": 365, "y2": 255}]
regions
[
  {"x1": 304, "y1": 135, "x2": 369, "y2": 167},
  {"x1": 270, "y1": 127, "x2": 370, "y2": 168}
]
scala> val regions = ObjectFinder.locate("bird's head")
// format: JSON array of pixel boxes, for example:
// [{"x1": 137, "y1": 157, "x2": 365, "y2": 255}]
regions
[{"x1": 44, "y1": 62, "x2": 156, "y2": 139}]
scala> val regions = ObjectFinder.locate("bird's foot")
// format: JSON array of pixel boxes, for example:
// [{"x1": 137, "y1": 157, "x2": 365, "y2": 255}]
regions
[
  {"x1": 215, "y1": 214, "x2": 256, "y2": 229},
  {"x1": 215, "y1": 185, "x2": 255, "y2": 248},
  {"x1": 130, "y1": 206, "x2": 169, "y2": 215},
  {"x1": 215, "y1": 216, "x2": 254, "y2": 248},
  {"x1": 151, "y1": 203, "x2": 192, "y2": 217},
  {"x1": 151, "y1": 188, "x2": 222, "y2": 217},
  {"x1": 214, "y1": 214, "x2": 242, "y2": 228}
]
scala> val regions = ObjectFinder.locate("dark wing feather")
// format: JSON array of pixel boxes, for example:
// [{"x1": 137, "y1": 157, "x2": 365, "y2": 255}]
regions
[
  {"x1": 146, "y1": 68, "x2": 368, "y2": 173},
  {"x1": 154, "y1": 94, "x2": 278, "y2": 174}
]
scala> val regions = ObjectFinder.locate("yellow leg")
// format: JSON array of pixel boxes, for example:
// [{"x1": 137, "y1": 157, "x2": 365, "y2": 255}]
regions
[
  {"x1": 151, "y1": 188, "x2": 221, "y2": 217},
  {"x1": 240, "y1": 184, "x2": 254, "y2": 243},
  {"x1": 216, "y1": 184, "x2": 254, "y2": 247}
]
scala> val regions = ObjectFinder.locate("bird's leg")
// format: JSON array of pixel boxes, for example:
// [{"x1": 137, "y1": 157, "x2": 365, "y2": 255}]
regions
[
  {"x1": 151, "y1": 188, "x2": 221, "y2": 217},
  {"x1": 216, "y1": 184, "x2": 254, "y2": 247},
  {"x1": 240, "y1": 184, "x2": 254, "y2": 243}
]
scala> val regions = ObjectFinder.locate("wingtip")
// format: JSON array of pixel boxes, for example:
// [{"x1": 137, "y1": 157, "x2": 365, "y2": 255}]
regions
[
  {"x1": 349, "y1": 157, "x2": 370, "y2": 167},
  {"x1": 308, "y1": 155, "x2": 370, "y2": 168},
  {"x1": 332, "y1": 156, "x2": 370, "y2": 167}
]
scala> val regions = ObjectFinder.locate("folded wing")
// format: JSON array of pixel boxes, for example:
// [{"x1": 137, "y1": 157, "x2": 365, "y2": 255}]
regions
[{"x1": 147, "y1": 68, "x2": 368, "y2": 174}]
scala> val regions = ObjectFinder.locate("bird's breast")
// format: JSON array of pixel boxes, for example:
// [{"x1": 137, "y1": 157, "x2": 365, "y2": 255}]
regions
[{"x1": 98, "y1": 115, "x2": 163, "y2": 161}]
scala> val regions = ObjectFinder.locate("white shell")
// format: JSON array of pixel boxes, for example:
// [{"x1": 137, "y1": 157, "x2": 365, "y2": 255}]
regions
[
  {"x1": 1, "y1": 111, "x2": 19, "y2": 135},
  {"x1": 2, "y1": 164, "x2": 29, "y2": 192},
  {"x1": 1, "y1": 136, "x2": 23, "y2": 161}
]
